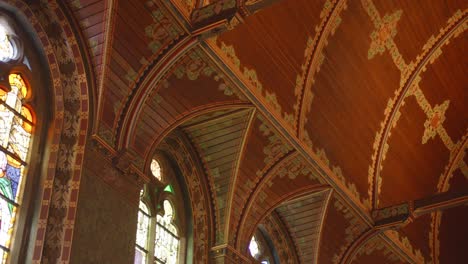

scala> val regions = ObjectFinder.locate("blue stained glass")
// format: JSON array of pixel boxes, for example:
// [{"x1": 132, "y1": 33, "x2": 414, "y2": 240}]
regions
[{"x1": 6, "y1": 165, "x2": 19, "y2": 200}]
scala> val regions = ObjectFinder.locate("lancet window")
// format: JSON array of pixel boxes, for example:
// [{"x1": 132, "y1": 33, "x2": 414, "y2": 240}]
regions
[
  {"x1": 0, "y1": 19, "x2": 36, "y2": 263},
  {"x1": 135, "y1": 157, "x2": 183, "y2": 264}
]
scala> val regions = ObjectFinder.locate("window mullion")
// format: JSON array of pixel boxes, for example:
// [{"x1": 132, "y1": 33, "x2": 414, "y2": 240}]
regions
[{"x1": 147, "y1": 215, "x2": 157, "y2": 264}]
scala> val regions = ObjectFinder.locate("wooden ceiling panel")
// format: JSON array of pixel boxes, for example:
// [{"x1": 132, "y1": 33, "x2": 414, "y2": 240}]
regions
[
  {"x1": 304, "y1": 0, "x2": 400, "y2": 206},
  {"x1": 228, "y1": 115, "x2": 293, "y2": 245},
  {"x1": 318, "y1": 193, "x2": 368, "y2": 263},
  {"x1": 65, "y1": 0, "x2": 107, "y2": 84},
  {"x1": 447, "y1": 166, "x2": 468, "y2": 193},
  {"x1": 351, "y1": 236, "x2": 406, "y2": 264},
  {"x1": 379, "y1": 99, "x2": 450, "y2": 207},
  {"x1": 237, "y1": 154, "x2": 325, "y2": 250},
  {"x1": 96, "y1": 0, "x2": 185, "y2": 146},
  {"x1": 416, "y1": 33, "x2": 467, "y2": 143},
  {"x1": 216, "y1": 0, "x2": 326, "y2": 127},
  {"x1": 131, "y1": 47, "x2": 248, "y2": 165},
  {"x1": 399, "y1": 214, "x2": 432, "y2": 262},
  {"x1": 374, "y1": 0, "x2": 467, "y2": 61},
  {"x1": 275, "y1": 190, "x2": 330, "y2": 264},
  {"x1": 182, "y1": 108, "x2": 254, "y2": 243},
  {"x1": 438, "y1": 205, "x2": 468, "y2": 264}
]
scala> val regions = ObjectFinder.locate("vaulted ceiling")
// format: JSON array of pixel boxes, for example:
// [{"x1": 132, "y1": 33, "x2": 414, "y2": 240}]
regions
[{"x1": 64, "y1": 0, "x2": 467, "y2": 263}]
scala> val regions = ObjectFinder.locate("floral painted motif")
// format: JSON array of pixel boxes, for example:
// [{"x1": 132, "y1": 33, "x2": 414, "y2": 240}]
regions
[
  {"x1": 173, "y1": 48, "x2": 244, "y2": 98},
  {"x1": 353, "y1": 236, "x2": 403, "y2": 263},
  {"x1": 144, "y1": 4, "x2": 182, "y2": 54},
  {"x1": 422, "y1": 100, "x2": 449, "y2": 144},
  {"x1": 258, "y1": 116, "x2": 292, "y2": 167},
  {"x1": 368, "y1": 10, "x2": 402, "y2": 59}
]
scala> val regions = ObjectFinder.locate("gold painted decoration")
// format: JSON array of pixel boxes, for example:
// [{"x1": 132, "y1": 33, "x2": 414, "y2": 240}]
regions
[
  {"x1": 364, "y1": 0, "x2": 467, "y2": 208},
  {"x1": 367, "y1": 10, "x2": 402, "y2": 59},
  {"x1": 422, "y1": 100, "x2": 450, "y2": 144}
]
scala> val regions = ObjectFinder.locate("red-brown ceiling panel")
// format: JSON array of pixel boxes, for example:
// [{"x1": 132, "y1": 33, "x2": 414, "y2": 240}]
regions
[
  {"x1": 318, "y1": 193, "x2": 369, "y2": 263},
  {"x1": 438, "y1": 205, "x2": 468, "y2": 263},
  {"x1": 96, "y1": 0, "x2": 185, "y2": 146},
  {"x1": 379, "y1": 99, "x2": 450, "y2": 207},
  {"x1": 216, "y1": 0, "x2": 327, "y2": 129},
  {"x1": 399, "y1": 214, "x2": 432, "y2": 262},
  {"x1": 304, "y1": 0, "x2": 400, "y2": 208},
  {"x1": 374, "y1": 0, "x2": 467, "y2": 61}
]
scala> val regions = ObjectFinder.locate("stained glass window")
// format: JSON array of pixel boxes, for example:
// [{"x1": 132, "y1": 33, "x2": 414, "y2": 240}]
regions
[
  {"x1": 163, "y1": 184, "x2": 174, "y2": 194},
  {"x1": 0, "y1": 25, "x2": 13, "y2": 62},
  {"x1": 0, "y1": 24, "x2": 18, "y2": 63},
  {"x1": 154, "y1": 200, "x2": 179, "y2": 264},
  {"x1": 135, "y1": 201, "x2": 150, "y2": 264},
  {"x1": 136, "y1": 159, "x2": 183, "y2": 264},
  {"x1": 150, "y1": 159, "x2": 162, "y2": 181},
  {"x1": 0, "y1": 73, "x2": 33, "y2": 262}
]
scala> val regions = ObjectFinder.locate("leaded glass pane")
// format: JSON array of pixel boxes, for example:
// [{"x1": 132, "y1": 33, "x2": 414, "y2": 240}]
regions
[
  {"x1": 154, "y1": 200, "x2": 179, "y2": 264},
  {"x1": 0, "y1": 25, "x2": 14, "y2": 62},
  {"x1": 136, "y1": 202, "x2": 150, "y2": 250},
  {"x1": 134, "y1": 247, "x2": 147, "y2": 264},
  {"x1": 0, "y1": 74, "x2": 32, "y2": 261},
  {"x1": 150, "y1": 159, "x2": 161, "y2": 181}
]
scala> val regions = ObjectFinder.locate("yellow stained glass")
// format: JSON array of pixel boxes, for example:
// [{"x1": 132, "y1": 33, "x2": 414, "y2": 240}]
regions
[{"x1": 8, "y1": 74, "x2": 27, "y2": 99}]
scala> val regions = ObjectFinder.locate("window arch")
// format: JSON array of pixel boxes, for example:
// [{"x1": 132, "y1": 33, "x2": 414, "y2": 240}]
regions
[
  {"x1": 0, "y1": 14, "x2": 44, "y2": 263},
  {"x1": 135, "y1": 156, "x2": 187, "y2": 264}
]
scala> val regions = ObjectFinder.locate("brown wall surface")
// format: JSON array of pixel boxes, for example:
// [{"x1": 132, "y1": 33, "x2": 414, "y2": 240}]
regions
[{"x1": 70, "y1": 144, "x2": 140, "y2": 264}]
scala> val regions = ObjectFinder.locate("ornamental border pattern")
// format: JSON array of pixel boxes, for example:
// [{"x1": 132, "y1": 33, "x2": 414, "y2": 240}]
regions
[
  {"x1": 295, "y1": 0, "x2": 347, "y2": 136},
  {"x1": 4, "y1": 1, "x2": 90, "y2": 263}
]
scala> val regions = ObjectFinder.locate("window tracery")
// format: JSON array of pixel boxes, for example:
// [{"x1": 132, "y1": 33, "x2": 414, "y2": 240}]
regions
[
  {"x1": 0, "y1": 25, "x2": 14, "y2": 62},
  {"x1": 150, "y1": 159, "x2": 162, "y2": 181},
  {"x1": 135, "y1": 158, "x2": 183, "y2": 264},
  {"x1": 154, "y1": 200, "x2": 179, "y2": 264},
  {"x1": 0, "y1": 23, "x2": 20, "y2": 63}
]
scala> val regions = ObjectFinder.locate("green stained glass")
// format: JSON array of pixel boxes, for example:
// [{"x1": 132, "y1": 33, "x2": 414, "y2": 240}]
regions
[{"x1": 163, "y1": 185, "x2": 174, "y2": 194}]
